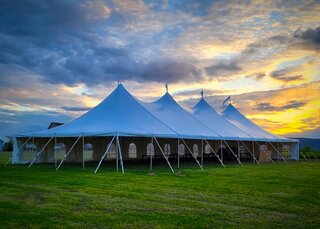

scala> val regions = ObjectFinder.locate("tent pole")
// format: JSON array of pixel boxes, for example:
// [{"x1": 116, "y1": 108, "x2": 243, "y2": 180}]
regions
[
  {"x1": 177, "y1": 138, "x2": 180, "y2": 169},
  {"x1": 237, "y1": 140, "x2": 240, "y2": 162},
  {"x1": 277, "y1": 142, "x2": 280, "y2": 161},
  {"x1": 220, "y1": 139, "x2": 223, "y2": 163},
  {"x1": 181, "y1": 138, "x2": 203, "y2": 170},
  {"x1": 117, "y1": 135, "x2": 124, "y2": 174},
  {"x1": 82, "y1": 136, "x2": 85, "y2": 170},
  {"x1": 28, "y1": 136, "x2": 54, "y2": 168},
  {"x1": 153, "y1": 137, "x2": 174, "y2": 174},
  {"x1": 240, "y1": 140, "x2": 260, "y2": 164},
  {"x1": 252, "y1": 141, "x2": 255, "y2": 163},
  {"x1": 4, "y1": 136, "x2": 32, "y2": 167},
  {"x1": 204, "y1": 139, "x2": 225, "y2": 167},
  {"x1": 94, "y1": 136, "x2": 116, "y2": 174},
  {"x1": 269, "y1": 141, "x2": 287, "y2": 163},
  {"x1": 116, "y1": 135, "x2": 119, "y2": 173},
  {"x1": 223, "y1": 139, "x2": 243, "y2": 166},
  {"x1": 54, "y1": 137, "x2": 57, "y2": 167},
  {"x1": 150, "y1": 137, "x2": 153, "y2": 171},
  {"x1": 201, "y1": 139, "x2": 203, "y2": 167},
  {"x1": 56, "y1": 136, "x2": 82, "y2": 171}
]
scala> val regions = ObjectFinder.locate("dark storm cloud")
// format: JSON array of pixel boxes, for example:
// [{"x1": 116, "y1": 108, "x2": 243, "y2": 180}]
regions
[
  {"x1": 294, "y1": 26, "x2": 320, "y2": 45},
  {"x1": 0, "y1": 0, "x2": 203, "y2": 88},
  {"x1": 254, "y1": 100, "x2": 306, "y2": 111},
  {"x1": 205, "y1": 61, "x2": 242, "y2": 77}
]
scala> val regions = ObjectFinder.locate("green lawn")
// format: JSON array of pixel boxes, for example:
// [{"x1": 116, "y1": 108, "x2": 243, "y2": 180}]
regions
[{"x1": 0, "y1": 151, "x2": 319, "y2": 228}]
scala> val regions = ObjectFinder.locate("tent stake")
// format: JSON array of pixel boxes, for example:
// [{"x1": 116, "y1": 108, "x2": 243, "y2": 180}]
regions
[
  {"x1": 94, "y1": 136, "x2": 116, "y2": 174},
  {"x1": 4, "y1": 136, "x2": 32, "y2": 167},
  {"x1": 223, "y1": 139, "x2": 243, "y2": 166},
  {"x1": 56, "y1": 136, "x2": 81, "y2": 171},
  {"x1": 153, "y1": 137, "x2": 175, "y2": 174},
  {"x1": 181, "y1": 138, "x2": 203, "y2": 170},
  {"x1": 239, "y1": 140, "x2": 260, "y2": 164},
  {"x1": 28, "y1": 136, "x2": 54, "y2": 168},
  {"x1": 116, "y1": 135, "x2": 124, "y2": 174},
  {"x1": 204, "y1": 139, "x2": 225, "y2": 167}
]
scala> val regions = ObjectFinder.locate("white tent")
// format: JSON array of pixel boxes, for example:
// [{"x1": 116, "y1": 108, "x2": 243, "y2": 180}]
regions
[
  {"x1": 12, "y1": 83, "x2": 299, "y2": 172},
  {"x1": 192, "y1": 97, "x2": 253, "y2": 141},
  {"x1": 222, "y1": 104, "x2": 299, "y2": 159}
]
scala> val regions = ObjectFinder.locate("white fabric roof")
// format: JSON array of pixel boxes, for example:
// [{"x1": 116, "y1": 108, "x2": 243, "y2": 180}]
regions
[
  {"x1": 15, "y1": 84, "x2": 297, "y2": 143},
  {"x1": 143, "y1": 93, "x2": 221, "y2": 140},
  {"x1": 191, "y1": 98, "x2": 253, "y2": 141},
  {"x1": 222, "y1": 104, "x2": 295, "y2": 142},
  {"x1": 16, "y1": 84, "x2": 178, "y2": 138}
]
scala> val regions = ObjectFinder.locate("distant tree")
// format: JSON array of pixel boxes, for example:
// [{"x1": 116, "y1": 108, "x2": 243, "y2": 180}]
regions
[
  {"x1": 301, "y1": 146, "x2": 312, "y2": 153},
  {"x1": 3, "y1": 137, "x2": 13, "y2": 151}
]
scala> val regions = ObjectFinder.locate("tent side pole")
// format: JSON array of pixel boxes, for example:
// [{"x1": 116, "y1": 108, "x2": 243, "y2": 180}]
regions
[
  {"x1": 277, "y1": 142, "x2": 280, "y2": 161},
  {"x1": 181, "y1": 138, "x2": 203, "y2": 170},
  {"x1": 82, "y1": 136, "x2": 85, "y2": 170},
  {"x1": 204, "y1": 139, "x2": 225, "y2": 167},
  {"x1": 150, "y1": 137, "x2": 153, "y2": 171},
  {"x1": 221, "y1": 139, "x2": 223, "y2": 163},
  {"x1": 177, "y1": 138, "x2": 180, "y2": 169},
  {"x1": 116, "y1": 135, "x2": 119, "y2": 173},
  {"x1": 237, "y1": 140, "x2": 240, "y2": 162},
  {"x1": 56, "y1": 136, "x2": 82, "y2": 171},
  {"x1": 201, "y1": 139, "x2": 203, "y2": 167},
  {"x1": 269, "y1": 141, "x2": 287, "y2": 163},
  {"x1": 54, "y1": 137, "x2": 57, "y2": 167},
  {"x1": 117, "y1": 135, "x2": 124, "y2": 174},
  {"x1": 153, "y1": 137, "x2": 175, "y2": 174},
  {"x1": 94, "y1": 136, "x2": 116, "y2": 174},
  {"x1": 240, "y1": 140, "x2": 260, "y2": 164},
  {"x1": 223, "y1": 139, "x2": 243, "y2": 166},
  {"x1": 28, "y1": 136, "x2": 54, "y2": 168},
  {"x1": 4, "y1": 136, "x2": 32, "y2": 167}
]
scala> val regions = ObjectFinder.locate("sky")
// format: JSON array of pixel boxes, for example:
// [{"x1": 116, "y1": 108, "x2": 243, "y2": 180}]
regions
[{"x1": 0, "y1": 0, "x2": 319, "y2": 140}]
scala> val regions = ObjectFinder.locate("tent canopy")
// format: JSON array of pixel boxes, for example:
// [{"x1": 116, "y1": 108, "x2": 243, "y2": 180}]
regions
[
  {"x1": 143, "y1": 92, "x2": 221, "y2": 140},
  {"x1": 16, "y1": 84, "x2": 178, "y2": 138},
  {"x1": 192, "y1": 98, "x2": 254, "y2": 141},
  {"x1": 222, "y1": 104, "x2": 296, "y2": 143}
]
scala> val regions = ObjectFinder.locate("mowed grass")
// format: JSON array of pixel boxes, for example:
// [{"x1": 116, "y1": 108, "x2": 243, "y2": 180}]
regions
[{"x1": 0, "y1": 151, "x2": 319, "y2": 228}]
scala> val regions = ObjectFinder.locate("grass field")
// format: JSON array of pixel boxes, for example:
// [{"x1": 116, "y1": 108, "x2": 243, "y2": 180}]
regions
[{"x1": 0, "y1": 151, "x2": 319, "y2": 228}]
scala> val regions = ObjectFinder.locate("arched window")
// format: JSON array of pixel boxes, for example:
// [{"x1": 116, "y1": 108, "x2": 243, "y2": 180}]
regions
[
  {"x1": 147, "y1": 143, "x2": 154, "y2": 156},
  {"x1": 164, "y1": 144, "x2": 170, "y2": 156},
  {"x1": 83, "y1": 143, "x2": 93, "y2": 161},
  {"x1": 178, "y1": 144, "x2": 185, "y2": 156},
  {"x1": 205, "y1": 144, "x2": 211, "y2": 154},
  {"x1": 193, "y1": 144, "x2": 199, "y2": 157},
  {"x1": 22, "y1": 143, "x2": 37, "y2": 162},
  {"x1": 54, "y1": 143, "x2": 66, "y2": 161},
  {"x1": 128, "y1": 143, "x2": 137, "y2": 158}
]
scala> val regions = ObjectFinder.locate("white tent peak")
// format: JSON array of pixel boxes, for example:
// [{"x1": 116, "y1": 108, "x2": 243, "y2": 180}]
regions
[{"x1": 191, "y1": 98, "x2": 253, "y2": 140}]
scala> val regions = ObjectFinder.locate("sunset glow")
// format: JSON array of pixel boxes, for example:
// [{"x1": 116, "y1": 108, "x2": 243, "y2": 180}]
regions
[{"x1": 0, "y1": 0, "x2": 319, "y2": 139}]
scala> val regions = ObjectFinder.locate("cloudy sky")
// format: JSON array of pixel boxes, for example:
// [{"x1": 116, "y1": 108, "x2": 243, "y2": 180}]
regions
[{"x1": 0, "y1": 0, "x2": 319, "y2": 140}]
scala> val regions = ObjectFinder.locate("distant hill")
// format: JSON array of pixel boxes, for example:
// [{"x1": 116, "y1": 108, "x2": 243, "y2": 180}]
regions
[{"x1": 289, "y1": 138, "x2": 320, "y2": 151}]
